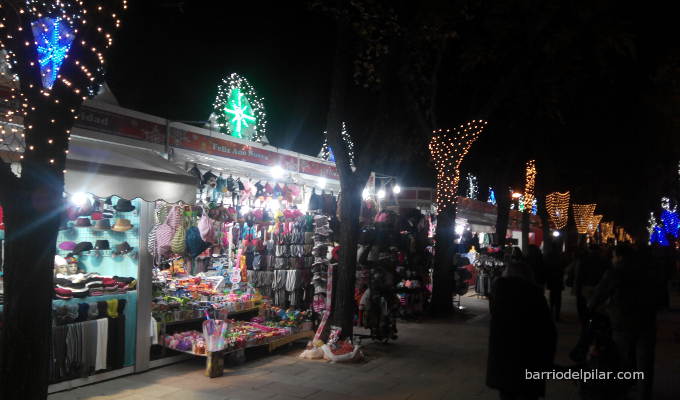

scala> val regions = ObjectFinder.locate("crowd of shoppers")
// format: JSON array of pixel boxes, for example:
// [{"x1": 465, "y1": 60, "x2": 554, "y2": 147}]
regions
[{"x1": 486, "y1": 240, "x2": 677, "y2": 400}]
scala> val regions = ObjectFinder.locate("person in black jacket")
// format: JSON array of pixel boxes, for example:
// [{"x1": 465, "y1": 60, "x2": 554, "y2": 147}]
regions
[
  {"x1": 487, "y1": 262, "x2": 557, "y2": 400},
  {"x1": 588, "y1": 244, "x2": 663, "y2": 400}
]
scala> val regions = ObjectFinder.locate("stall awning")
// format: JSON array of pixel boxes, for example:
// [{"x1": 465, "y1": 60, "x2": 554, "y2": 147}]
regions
[{"x1": 65, "y1": 137, "x2": 197, "y2": 203}]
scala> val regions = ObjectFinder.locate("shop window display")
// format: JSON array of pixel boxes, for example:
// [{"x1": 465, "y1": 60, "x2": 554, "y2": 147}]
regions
[
  {"x1": 148, "y1": 173, "x2": 329, "y2": 364},
  {"x1": 50, "y1": 194, "x2": 140, "y2": 382}
]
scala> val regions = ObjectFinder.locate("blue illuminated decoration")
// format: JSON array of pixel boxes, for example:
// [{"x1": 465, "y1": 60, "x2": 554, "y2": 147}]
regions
[
  {"x1": 487, "y1": 187, "x2": 496, "y2": 205},
  {"x1": 531, "y1": 199, "x2": 538, "y2": 215},
  {"x1": 327, "y1": 146, "x2": 336, "y2": 162},
  {"x1": 650, "y1": 226, "x2": 670, "y2": 246},
  {"x1": 660, "y1": 209, "x2": 680, "y2": 239},
  {"x1": 31, "y1": 17, "x2": 74, "y2": 89}
]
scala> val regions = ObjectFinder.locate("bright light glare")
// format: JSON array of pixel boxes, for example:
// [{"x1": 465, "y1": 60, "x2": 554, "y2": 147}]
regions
[
  {"x1": 393, "y1": 184, "x2": 401, "y2": 194},
  {"x1": 71, "y1": 192, "x2": 89, "y2": 206},
  {"x1": 271, "y1": 165, "x2": 284, "y2": 179},
  {"x1": 455, "y1": 224, "x2": 465, "y2": 235},
  {"x1": 317, "y1": 177, "x2": 327, "y2": 189},
  {"x1": 512, "y1": 192, "x2": 522, "y2": 199},
  {"x1": 362, "y1": 188, "x2": 369, "y2": 200},
  {"x1": 377, "y1": 189, "x2": 386, "y2": 199},
  {"x1": 552, "y1": 230, "x2": 560, "y2": 237},
  {"x1": 270, "y1": 199, "x2": 280, "y2": 211},
  {"x1": 241, "y1": 205, "x2": 251, "y2": 214}
]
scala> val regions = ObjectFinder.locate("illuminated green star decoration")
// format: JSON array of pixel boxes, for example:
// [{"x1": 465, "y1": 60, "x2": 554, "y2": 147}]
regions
[
  {"x1": 224, "y1": 88, "x2": 256, "y2": 138},
  {"x1": 212, "y1": 73, "x2": 267, "y2": 142}
]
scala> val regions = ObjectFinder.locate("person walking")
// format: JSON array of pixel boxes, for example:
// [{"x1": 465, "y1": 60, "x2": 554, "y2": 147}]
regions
[
  {"x1": 487, "y1": 262, "x2": 557, "y2": 400},
  {"x1": 588, "y1": 244, "x2": 662, "y2": 400},
  {"x1": 545, "y1": 249, "x2": 565, "y2": 321}
]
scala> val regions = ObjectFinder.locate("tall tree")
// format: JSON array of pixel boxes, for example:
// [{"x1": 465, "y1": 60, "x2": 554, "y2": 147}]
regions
[{"x1": 0, "y1": 2, "x2": 127, "y2": 398}]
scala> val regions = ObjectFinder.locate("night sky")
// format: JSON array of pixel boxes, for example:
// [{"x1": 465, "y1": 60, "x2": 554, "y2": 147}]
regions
[{"x1": 107, "y1": 1, "x2": 680, "y2": 238}]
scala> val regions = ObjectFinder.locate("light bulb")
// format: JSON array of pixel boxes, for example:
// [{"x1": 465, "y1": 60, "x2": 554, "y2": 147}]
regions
[
  {"x1": 552, "y1": 231, "x2": 560, "y2": 237},
  {"x1": 270, "y1": 165, "x2": 284, "y2": 179},
  {"x1": 71, "y1": 192, "x2": 89, "y2": 206},
  {"x1": 377, "y1": 189, "x2": 386, "y2": 199},
  {"x1": 393, "y1": 184, "x2": 401, "y2": 194}
]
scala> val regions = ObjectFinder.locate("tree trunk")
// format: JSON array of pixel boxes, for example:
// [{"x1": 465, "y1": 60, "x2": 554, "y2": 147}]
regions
[
  {"x1": 331, "y1": 182, "x2": 363, "y2": 338},
  {"x1": 1, "y1": 162, "x2": 63, "y2": 400},
  {"x1": 430, "y1": 205, "x2": 455, "y2": 315},
  {"x1": 495, "y1": 189, "x2": 511, "y2": 247},
  {"x1": 521, "y1": 211, "x2": 530, "y2": 253}
]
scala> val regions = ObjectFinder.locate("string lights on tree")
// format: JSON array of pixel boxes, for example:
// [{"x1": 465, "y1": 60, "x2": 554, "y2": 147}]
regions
[
  {"x1": 587, "y1": 214, "x2": 603, "y2": 236},
  {"x1": 523, "y1": 160, "x2": 536, "y2": 212},
  {"x1": 212, "y1": 72, "x2": 266, "y2": 142},
  {"x1": 546, "y1": 191, "x2": 570, "y2": 230},
  {"x1": 429, "y1": 120, "x2": 487, "y2": 210},
  {"x1": 572, "y1": 203, "x2": 596, "y2": 234},
  {"x1": 0, "y1": 0, "x2": 127, "y2": 163},
  {"x1": 466, "y1": 172, "x2": 478, "y2": 200},
  {"x1": 600, "y1": 221, "x2": 615, "y2": 242},
  {"x1": 319, "y1": 121, "x2": 353, "y2": 167}
]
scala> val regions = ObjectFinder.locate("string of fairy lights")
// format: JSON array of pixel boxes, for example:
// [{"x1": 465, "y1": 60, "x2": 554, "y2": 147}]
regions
[
  {"x1": 0, "y1": 0, "x2": 127, "y2": 168},
  {"x1": 572, "y1": 203, "x2": 596, "y2": 235},
  {"x1": 428, "y1": 120, "x2": 487, "y2": 210},
  {"x1": 546, "y1": 191, "x2": 570, "y2": 230},
  {"x1": 319, "y1": 121, "x2": 354, "y2": 167},
  {"x1": 588, "y1": 214, "x2": 603, "y2": 236},
  {"x1": 523, "y1": 160, "x2": 536, "y2": 212}
]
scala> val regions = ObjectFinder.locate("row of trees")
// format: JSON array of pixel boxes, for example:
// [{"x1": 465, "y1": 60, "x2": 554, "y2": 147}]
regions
[{"x1": 319, "y1": 0, "x2": 642, "y2": 336}]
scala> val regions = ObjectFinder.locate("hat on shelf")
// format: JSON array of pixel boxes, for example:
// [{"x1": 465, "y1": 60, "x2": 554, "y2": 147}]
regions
[
  {"x1": 73, "y1": 241, "x2": 93, "y2": 254},
  {"x1": 94, "y1": 240, "x2": 110, "y2": 251},
  {"x1": 114, "y1": 241, "x2": 133, "y2": 255},
  {"x1": 90, "y1": 212, "x2": 104, "y2": 221},
  {"x1": 114, "y1": 198, "x2": 135, "y2": 212},
  {"x1": 58, "y1": 241, "x2": 77, "y2": 251},
  {"x1": 74, "y1": 217, "x2": 92, "y2": 228},
  {"x1": 92, "y1": 219, "x2": 112, "y2": 231},
  {"x1": 111, "y1": 218, "x2": 133, "y2": 232}
]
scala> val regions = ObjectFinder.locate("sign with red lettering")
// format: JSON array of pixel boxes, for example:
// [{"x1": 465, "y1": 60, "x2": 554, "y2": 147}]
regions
[
  {"x1": 299, "y1": 159, "x2": 339, "y2": 179},
  {"x1": 77, "y1": 106, "x2": 166, "y2": 145},
  {"x1": 170, "y1": 128, "x2": 299, "y2": 172}
]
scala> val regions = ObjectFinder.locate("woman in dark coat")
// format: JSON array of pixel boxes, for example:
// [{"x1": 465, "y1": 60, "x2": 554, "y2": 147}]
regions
[{"x1": 487, "y1": 262, "x2": 557, "y2": 400}]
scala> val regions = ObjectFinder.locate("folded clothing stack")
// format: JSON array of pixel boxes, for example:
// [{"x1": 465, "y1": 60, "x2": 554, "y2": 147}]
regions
[{"x1": 54, "y1": 274, "x2": 137, "y2": 299}]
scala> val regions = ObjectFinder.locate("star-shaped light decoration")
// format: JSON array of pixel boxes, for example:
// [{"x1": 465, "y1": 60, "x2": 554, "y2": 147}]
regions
[
  {"x1": 31, "y1": 17, "x2": 75, "y2": 89},
  {"x1": 223, "y1": 88, "x2": 256, "y2": 138}
]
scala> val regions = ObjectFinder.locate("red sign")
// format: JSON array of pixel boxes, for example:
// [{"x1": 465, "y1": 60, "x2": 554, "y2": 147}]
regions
[
  {"x1": 170, "y1": 129, "x2": 299, "y2": 171},
  {"x1": 299, "y1": 159, "x2": 339, "y2": 180},
  {"x1": 76, "y1": 106, "x2": 166, "y2": 145}
]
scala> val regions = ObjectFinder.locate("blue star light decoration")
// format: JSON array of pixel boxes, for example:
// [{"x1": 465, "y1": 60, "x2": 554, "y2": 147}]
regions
[
  {"x1": 660, "y1": 209, "x2": 680, "y2": 239},
  {"x1": 487, "y1": 187, "x2": 496, "y2": 205},
  {"x1": 31, "y1": 17, "x2": 75, "y2": 89}
]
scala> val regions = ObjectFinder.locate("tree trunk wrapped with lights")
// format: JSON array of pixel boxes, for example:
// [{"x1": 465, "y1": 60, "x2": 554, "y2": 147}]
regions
[
  {"x1": 428, "y1": 121, "x2": 485, "y2": 314},
  {"x1": 0, "y1": 2, "x2": 127, "y2": 398}
]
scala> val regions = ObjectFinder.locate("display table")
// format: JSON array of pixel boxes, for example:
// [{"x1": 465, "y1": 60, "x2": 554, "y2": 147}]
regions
[{"x1": 162, "y1": 329, "x2": 315, "y2": 378}]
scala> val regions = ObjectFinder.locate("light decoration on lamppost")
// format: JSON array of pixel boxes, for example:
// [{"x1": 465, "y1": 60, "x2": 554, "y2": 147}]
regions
[
  {"x1": 212, "y1": 73, "x2": 266, "y2": 142},
  {"x1": 429, "y1": 120, "x2": 487, "y2": 210},
  {"x1": 573, "y1": 203, "x2": 596, "y2": 234},
  {"x1": 546, "y1": 191, "x2": 570, "y2": 230},
  {"x1": 523, "y1": 160, "x2": 536, "y2": 212}
]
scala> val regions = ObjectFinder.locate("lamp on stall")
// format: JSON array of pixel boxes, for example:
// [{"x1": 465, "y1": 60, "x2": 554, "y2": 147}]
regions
[
  {"x1": 393, "y1": 184, "x2": 401, "y2": 194},
  {"x1": 70, "y1": 192, "x2": 89, "y2": 206},
  {"x1": 270, "y1": 165, "x2": 284, "y2": 179},
  {"x1": 377, "y1": 189, "x2": 386, "y2": 199}
]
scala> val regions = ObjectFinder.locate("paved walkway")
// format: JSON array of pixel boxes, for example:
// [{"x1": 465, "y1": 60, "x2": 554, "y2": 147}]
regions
[{"x1": 49, "y1": 290, "x2": 680, "y2": 400}]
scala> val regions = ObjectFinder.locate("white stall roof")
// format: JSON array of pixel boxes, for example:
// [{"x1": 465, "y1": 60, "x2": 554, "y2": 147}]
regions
[{"x1": 65, "y1": 137, "x2": 197, "y2": 203}]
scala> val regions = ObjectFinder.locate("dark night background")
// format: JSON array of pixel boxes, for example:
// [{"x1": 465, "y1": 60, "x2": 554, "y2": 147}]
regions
[{"x1": 106, "y1": 1, "x2": 680, "y2": 238}]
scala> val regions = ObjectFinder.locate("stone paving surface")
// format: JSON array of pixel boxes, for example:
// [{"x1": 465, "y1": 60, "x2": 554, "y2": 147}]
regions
[{"x1": 48, "y1": 290, "x2": 680, "y2": 400}]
